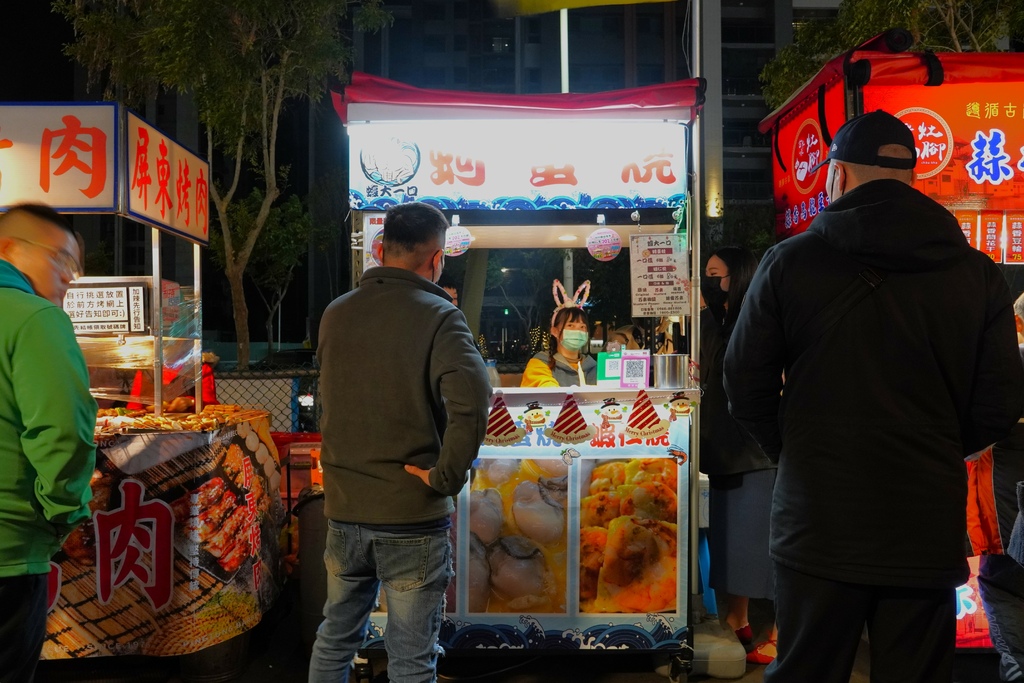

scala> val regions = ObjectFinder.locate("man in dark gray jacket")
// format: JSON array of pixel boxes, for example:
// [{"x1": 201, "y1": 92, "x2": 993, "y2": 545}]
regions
[
  {"x1": 310, "y1": 202, "x2": 491, "y2": 683},
  {"x1": 724, "y1": 111, "x2": 1024, "y2": 683}
]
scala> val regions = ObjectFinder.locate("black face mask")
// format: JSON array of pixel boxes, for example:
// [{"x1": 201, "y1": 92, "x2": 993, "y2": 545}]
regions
[{"x1": 700, "y1": 276, "x2": 728, "y2": 325}]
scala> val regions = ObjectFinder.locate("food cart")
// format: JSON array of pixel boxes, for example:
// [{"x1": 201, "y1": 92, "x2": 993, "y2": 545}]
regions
[
  {"x1": 333, "y1": 73, "x2": 724, "y2": 677},
  {"x1": 757, "y1": 35, "x2": 1024, "y2": 649},
  {"x1": 0, "y1": 102, "x2": 284, "y2": 663}
]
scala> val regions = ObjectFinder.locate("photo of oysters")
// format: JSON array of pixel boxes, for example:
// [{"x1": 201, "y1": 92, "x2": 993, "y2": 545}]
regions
[{"x1": 467, "y1": 458, "x2": 568, "y2": 613}]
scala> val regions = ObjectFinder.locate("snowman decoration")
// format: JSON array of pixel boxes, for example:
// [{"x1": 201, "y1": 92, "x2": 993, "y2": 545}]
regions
[
  {"x1": 521, "y1": 401, "x2": 548, "y2": 434},
  {"x1": 668, "y1": 391, "x2": 693, "y2": 422},
  {"x1": 595, "y1": 397, "x2": 626, "y2": 428}
]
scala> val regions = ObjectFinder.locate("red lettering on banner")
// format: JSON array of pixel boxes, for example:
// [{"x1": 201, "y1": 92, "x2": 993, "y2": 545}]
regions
[
  {"x1": 196, "y1": 168, "x2": 209, "y2": 235},
  {"x1": 242, "y1": 457, "x2": 253, "y2": 490},
  {"x1": 40, "y1": 115, "x2": 108, "y2": 199},
  {"x1": 47, "y1": 561, "x2": 61, "y2": 612},
  {"x1": 248, "y1": 524, "x2": 261, "y2": 558},
  {"x1": 530, "y1": 164, "x2": 577, "y2": 187},
  {"x1": 429, "y1": 151, "x2": 486, "y2": 186},
  {"x1": 621, "y1": 152, "x2": 677, "y2": 185},
  {"x1": 93, "y1": 479, "x2": 174, "y2": 610},
  {"x1": 155, "y1": 139, "x2": 172, "y2": 219},
  {"x1": 253, "y1": 563, "x2": 262, "y2": 592},
  {"x1": 245, "y1": 491, "x2": 257, "y2": 523},
  {"x1": 131, "y1": 127, "x2": 151, "y2": 209},
  {"x1": 176, "y1": 159, "x2": 191, "y2": 225},
  {"x1": 589, "y1": 423, "x2": 617, "y2": 449}
]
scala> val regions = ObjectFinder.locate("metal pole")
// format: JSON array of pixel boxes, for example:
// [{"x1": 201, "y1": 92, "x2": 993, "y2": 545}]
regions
[
  {"x1": 151, "y1": 227, "x2": 163, "y2": 417},
  {"x1": 193, "y1": 242, "x2": 203, "y2": 413},
  {"x1": 560, "y1": 9, "x2": 569, "y2": 93},
  {"x1": 689, "y1": 0, "x2": 705, "y2": 625}
]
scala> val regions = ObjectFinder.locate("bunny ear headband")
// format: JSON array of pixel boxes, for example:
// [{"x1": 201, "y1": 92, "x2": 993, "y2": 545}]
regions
[{"x1": 551, "y1": 279, "x2": 591, "y2": 326}]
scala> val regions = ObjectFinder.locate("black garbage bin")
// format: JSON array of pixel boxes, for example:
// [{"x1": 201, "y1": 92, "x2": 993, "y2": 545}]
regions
[{"x1": 296, "y1": 485, "x2": 327, "y2": 658}]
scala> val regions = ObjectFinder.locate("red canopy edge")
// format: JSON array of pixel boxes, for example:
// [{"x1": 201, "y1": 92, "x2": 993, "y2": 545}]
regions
[
  {"x1": 760, "y1": 50, "x2": 1024, "y2": 134},
  {"x1": 851, "y1": 51, "x2": 1024, "y2": 87},
  {"x1": 333, "y1": 71, "x2": 706, "y2": 124}
]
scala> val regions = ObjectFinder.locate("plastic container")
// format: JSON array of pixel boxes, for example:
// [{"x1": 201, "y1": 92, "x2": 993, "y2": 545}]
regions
[{"x1": 484, "y1": 359, "x2": 502, "y2": 387}]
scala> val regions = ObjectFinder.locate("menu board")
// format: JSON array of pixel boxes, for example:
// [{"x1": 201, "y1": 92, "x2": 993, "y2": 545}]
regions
[
  {"x1": 63, "y1": 286, "x2": 145, "y2": 334},
  {"x1": 629, "y1": 234, "x2": 690, "y2": 318}
]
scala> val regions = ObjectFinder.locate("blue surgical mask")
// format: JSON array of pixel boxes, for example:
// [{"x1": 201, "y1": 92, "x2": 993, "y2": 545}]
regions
[{"x1": 561, "y1": 330, "x2": 588, "y2": 352}]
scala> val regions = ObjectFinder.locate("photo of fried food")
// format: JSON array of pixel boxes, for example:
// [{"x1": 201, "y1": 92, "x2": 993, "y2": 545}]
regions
[
  {"x1": 595, "y1": 516, "x2": 677, "y2": 613},
  {"x1": 579, "y1": 458, "x2": 678, "y2": 613},
  {"x1": 171, "y1": 476, "x2": 251, "y2": 577}
]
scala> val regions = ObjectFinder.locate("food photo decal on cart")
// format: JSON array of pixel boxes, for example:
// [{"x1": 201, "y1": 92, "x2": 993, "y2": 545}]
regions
[
  {"x1": 364, "y1": 388, "x2": 698, "y2": 652},
  {"x1": 44, "y1": 411, "x2": 285, "y2": 659}
]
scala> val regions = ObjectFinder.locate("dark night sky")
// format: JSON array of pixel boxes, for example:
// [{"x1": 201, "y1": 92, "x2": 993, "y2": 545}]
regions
[{"x1": 3, "y1": 3, "x2": 77, "y2": 102}]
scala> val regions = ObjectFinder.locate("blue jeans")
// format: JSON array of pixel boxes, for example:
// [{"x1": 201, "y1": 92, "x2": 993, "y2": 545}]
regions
[
  {"x1": 978, "y1": 553, "x2": 1024, "y2": 681},
  {"x1": 308, "y1": 521, "x2": 453, "y2": 683}
]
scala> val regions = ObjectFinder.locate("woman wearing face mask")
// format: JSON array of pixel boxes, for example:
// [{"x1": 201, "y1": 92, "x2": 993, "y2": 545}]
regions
[
  {"x1": 699, "y1": 246, "x2": 779, "y2": 665},
  {"x1": 521, "y1": 306, "x2": 597, "y2": 387}
]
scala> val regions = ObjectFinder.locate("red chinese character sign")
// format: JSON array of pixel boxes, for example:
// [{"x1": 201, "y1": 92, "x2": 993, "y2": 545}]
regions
[
  {"x1": 126, "y1": 112, "x2": 210, "y2": 246},
  {"x1": 0, "y1": 104, "x2": 117, "y2": 211},
  {"x1": 768, "y1": 80, "x2": 845, "y2": 241},
  {"x1": 863, "y1": 81, "x2": 1024, "y2": 264}
]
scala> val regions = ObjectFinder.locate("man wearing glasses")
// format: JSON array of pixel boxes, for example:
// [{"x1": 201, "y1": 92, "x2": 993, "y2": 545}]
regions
[{"x1": 0, "y1": 203, "x2": 96, "y2": 682}]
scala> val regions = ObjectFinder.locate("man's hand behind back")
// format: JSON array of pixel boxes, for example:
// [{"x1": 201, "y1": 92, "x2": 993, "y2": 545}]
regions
[{"x1": 404, "y1": 464, "x2": 432, "y2": 487}]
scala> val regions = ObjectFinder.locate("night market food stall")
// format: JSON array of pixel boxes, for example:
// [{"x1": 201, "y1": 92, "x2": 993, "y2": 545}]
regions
[
  {"x1": 0, "y1": 102, "x2": 283, "y2": 661},
  {"x1": 333, "y1": 73, "x2": 735, "y2": 676},
  {"x1": 757, "y1": 32, "x2": 1024, "y2": 650}
]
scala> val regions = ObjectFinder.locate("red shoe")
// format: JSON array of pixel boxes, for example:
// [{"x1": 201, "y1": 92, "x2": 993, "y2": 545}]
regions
[
  {"x1": 733, "y1": 624, "x2": 753, "y2": 648},
  {"x1": 746, "y1": 639, "x2": 777, "y2": 665}
]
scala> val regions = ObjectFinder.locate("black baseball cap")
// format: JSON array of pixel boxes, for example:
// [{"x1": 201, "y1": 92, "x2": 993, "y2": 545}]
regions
[{"x1": 810, "y1": 110, "x2": 917, "y2": 173}]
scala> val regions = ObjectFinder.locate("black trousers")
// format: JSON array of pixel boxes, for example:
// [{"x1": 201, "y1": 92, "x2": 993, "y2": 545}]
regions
[
  {"x1": 764, "y1": 562, "x2": 957, "y2": 683},
  {"x1": 0, "y1": 574, "x2": 48, "y2": 683}
]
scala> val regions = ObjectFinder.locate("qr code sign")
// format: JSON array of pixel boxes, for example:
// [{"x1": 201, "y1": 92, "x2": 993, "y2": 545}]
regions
[
  {"x1": 623, "y1": 359, "x2": 646, "y2": 381},
  {"x1": 621, "y1": 358, "x2": 648, "y2": 388}
]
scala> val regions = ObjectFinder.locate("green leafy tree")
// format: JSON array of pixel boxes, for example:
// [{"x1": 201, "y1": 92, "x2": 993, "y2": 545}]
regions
[
  {"x1": 208, "y1": 190, "x2": 312, "y2": 358},
  {"x1": 761, "y1": 0, "x2": 1024, "y2": 109},
  {"x1": 56, "y1": 0, "x2": 391, "y2": 367}
]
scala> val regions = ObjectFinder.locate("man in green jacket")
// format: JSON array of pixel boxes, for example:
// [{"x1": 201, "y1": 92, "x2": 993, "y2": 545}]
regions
[{"x1": 0, "y1": 204, "x2": 97, "y2": 682}]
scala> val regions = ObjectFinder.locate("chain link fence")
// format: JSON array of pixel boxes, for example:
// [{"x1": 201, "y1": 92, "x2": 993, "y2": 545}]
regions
[{"x1": 215, "y1": 363, "x2": 320, "y2": 433}]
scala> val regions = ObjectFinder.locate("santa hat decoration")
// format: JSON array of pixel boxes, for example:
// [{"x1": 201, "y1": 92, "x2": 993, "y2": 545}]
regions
[
  {"x1": 624, "y1": 389, "x2": 669, "y2": 440},
  {"x1": 484, "y1": 393, "x2": 527, "y2": 447},
  {"x1": 547, "y1": 393, "x2": 596, "y2": 445}
]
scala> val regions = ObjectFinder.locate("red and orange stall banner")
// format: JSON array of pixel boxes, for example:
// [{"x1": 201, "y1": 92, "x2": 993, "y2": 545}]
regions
[
  {"x1": 863, "y1": 79, "x2": 1024, "y2": 265},
  {"x1": 767, "y1": 77, "x2": 846, "y2": 241}
]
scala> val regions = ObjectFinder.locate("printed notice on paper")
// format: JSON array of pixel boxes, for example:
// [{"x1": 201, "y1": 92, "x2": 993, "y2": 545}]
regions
[{"x1": 629, "y1": 233, "x2": 689, "y2": 318}]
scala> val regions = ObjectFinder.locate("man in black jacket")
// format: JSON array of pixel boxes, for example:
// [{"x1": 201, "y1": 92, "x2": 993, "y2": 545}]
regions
[{"x1": 724, "y1": 110, "x2": 1024, "y2": 683}]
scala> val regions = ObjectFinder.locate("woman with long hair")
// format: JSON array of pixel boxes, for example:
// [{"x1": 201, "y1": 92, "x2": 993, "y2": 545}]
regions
[
  {"x1": 521, "y1": 305, "x2": 597, "y2": 387},
  {"x1": 700, "y1": 245, "x2": 779, "y2": 664}
]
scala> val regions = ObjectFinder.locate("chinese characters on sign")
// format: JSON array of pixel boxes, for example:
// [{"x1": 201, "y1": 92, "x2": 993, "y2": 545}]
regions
[
  {"x1": 63, "y1": 286, "x2": 146, "y2": 335},
  {"x1": 93, "y1": 479, "x2": 175, "y2": 611},
  {"x1": 127, "y1": 112, "x2": 210, "y2": 245},
  {"x1": 348, "y1": 120, "x2": 688, "y2": 210},
  {"x1": 0, "y1": 104, "x2": 117, "y2": 210},
  {"x1": 629, "y1": 234, "x2": 690, "y2": 317}
]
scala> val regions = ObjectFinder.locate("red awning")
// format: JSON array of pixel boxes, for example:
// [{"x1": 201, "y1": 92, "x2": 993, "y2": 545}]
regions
[{"x1": 334, "y1": 72, "x2": 706, "y2": 125}]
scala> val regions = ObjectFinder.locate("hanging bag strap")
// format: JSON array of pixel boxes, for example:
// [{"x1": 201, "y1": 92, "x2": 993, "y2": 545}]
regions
[{"x1": 790, "y1": 235, "x2": 887, "y2": 361}]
